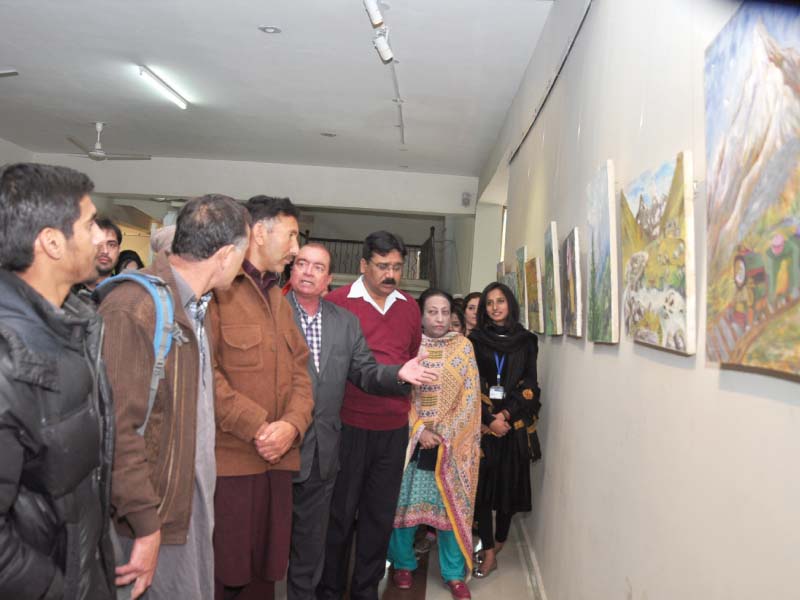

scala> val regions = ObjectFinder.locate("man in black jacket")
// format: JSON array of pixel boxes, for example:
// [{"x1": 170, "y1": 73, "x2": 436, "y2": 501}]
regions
[{"x1": 0, "y1": 162, "x2": 116, "y2": 599}]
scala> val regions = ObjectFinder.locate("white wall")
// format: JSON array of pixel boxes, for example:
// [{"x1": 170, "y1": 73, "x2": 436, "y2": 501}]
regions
[
  {"x1": 497, "y1": 1, "x2": 800, "y2": 599},
  {"x1": 0, "y1": 137, "x2": 33, "y2": 164},
  {"x1": 300, "y1": 209, "x2": 443, "y2": 246},
  {"x1": 469, "y1": 203, "x2": 504, "y2": 293},
  {"x1": 33, "y1": 152, "x2": 478, "y2": 217},
  {"x1": 441, "y1": 214, "x2": 476, "y2": 295}
]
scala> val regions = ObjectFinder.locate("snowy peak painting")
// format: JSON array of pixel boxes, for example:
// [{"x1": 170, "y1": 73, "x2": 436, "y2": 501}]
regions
[
  {"x1": 705, "y1": 4, "x2": 800, "y2": 379},
  {"x1": 586, "y1": 161, "x2": 619, "y2": 343},
  {"x1": 620, "y1": 152, "x2": 696, "y2": 355}
]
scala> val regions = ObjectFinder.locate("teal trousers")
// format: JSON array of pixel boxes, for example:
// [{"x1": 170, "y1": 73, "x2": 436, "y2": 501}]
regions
[{"x1": 387, "y1": 526, "x2": 466, "y2": 582}]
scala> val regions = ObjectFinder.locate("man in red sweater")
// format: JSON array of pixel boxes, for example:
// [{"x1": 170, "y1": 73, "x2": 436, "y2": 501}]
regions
[{"x1": 317, "y1": 231, "x2": 421, "y2": 600}]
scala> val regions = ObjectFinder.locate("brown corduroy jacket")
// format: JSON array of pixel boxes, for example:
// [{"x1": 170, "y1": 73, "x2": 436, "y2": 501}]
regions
[
  {"x1": 208, "y1": 269, "x2": 313, "y2": 476},
  {"x1": 100, "y1": 253, "x2": 200, "y2": 544}
]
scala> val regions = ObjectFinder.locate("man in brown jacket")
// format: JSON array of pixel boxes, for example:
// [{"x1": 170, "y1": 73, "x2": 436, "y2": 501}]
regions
[
  {"x1": 100, "y1": 195, "x2": 250, "y2": 600},
  {"x1": 209, "y1": 195, "x2": 313, "y2": 600}
]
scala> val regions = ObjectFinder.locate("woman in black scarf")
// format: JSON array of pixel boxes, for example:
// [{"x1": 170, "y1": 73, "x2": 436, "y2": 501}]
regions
[{"x1": 468, "y1": 282, "x2": 541, "y2": 578}]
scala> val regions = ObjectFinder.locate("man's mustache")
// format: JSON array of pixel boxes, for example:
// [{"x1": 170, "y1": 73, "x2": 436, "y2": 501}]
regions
[{"x1": 381, "y1": 278, "x2": 396, "y2": 285}]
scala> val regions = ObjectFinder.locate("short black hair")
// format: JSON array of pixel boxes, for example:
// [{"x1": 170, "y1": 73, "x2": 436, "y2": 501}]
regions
[
  {"x1": 362, "y1": 230, "x2": 407, "y2": 261},
  {"x1": 450, "y1": 305, "x2": 466, "y2": 334},
  {"x1": 418, "y1": 287, "x2": 453, "y2": 313},
  {"x1": 95, "y1": 216, "x2": 122, "y2": 244},
  {"x1": 0, "y1": 162, "x2": 94, "y2": 272},
  {"x1": 171, "y1": 194, "x2": 251, "y2": 260},
  {"x1": 245, "y1": 195, "x2": 300, "y2": 226},
  {"x1": 477, "y1": 281, "x2": 520, "y2": 329},
  {"x1": 115, "y1": 249, "x2": 145, "y2": 274}
]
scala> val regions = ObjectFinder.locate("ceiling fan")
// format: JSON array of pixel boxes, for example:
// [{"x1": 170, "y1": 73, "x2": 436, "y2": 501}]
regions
[{"x1": 67, "y1": 122, "x2": 151, "y2": 161}]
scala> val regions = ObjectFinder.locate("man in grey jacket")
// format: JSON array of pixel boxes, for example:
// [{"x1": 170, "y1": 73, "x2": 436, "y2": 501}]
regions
[{"x1": 285, "y1": 243, "x2": 435, "y2": 600}]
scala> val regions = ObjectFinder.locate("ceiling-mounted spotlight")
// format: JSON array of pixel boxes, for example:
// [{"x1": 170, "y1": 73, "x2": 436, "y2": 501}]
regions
[
  {"x1": 0, "y1": 69, "x2": 19, "y2": 78},
  {"x1": 363, "y1": 0, "x2": 384, "y2": 27},
  {"x1": 373, "y1": 28, "x2": 394, "y2": 64}
]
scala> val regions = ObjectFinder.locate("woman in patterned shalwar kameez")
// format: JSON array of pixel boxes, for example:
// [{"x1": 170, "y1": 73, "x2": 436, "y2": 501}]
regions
[{"x1": 387, "y1": 289, "x2": 481, "y2": 600}]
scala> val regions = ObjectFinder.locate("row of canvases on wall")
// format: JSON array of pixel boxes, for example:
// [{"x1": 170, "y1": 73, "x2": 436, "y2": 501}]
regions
[{"x1": 497, "y1": 3, "x2": 800, "y2": 382}]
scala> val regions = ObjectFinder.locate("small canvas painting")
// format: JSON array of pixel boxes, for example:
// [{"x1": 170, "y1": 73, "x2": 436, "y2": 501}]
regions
[
  {"x1": 515, "y1": 246, "x2": 528, "y2": 328},
  {"x1": 525, "y1": 257, "x2": 545, "y2": 333},
  {"x1": 503, "y1": 272, "x2": 518, "y2": 303},
  {"x1": 620, "y1": 151, "x2": 695, "y2": 354},
  {"x1": 586, "y1": 161, "x2": 619, "y2": 343},
  {"x1": 544, "y1": 221, "x2": 563, "y2": 335},
  {"x1": 562, "y1": 227, "x2": 583, "y2": 337},
  {"x1": 705, "y1": 3, "x2": 800, "y2": 379}
]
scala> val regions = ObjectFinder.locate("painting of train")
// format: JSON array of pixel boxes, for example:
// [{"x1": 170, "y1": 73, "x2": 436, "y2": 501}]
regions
[{"x1": 705, "y1": 4, "x2": 800, "y2": 378}]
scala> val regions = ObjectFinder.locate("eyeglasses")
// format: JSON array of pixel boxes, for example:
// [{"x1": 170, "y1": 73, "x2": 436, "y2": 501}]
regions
[{"x1": 370, "y1": 260, "x2": 404, "y2": 273}]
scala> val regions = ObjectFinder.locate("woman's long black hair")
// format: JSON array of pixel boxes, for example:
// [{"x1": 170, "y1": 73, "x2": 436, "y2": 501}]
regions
[{"x1": 476, "y1": 281, "x2": 520, "y2": 330}]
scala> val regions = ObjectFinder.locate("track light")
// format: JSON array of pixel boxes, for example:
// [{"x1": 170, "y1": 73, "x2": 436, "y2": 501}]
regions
[
  {"x1": 138, "y1": 66, "x2": 189, "y2": 110},
  {"x1": 0, "y1": 69, "x2": 19, "y2": 78},
  {"x1": 363, "y1": 0, "x2": 384, "y2": 27},
  {"x1": 373, "y1": 28, "x2": 394, "y2": 64}
]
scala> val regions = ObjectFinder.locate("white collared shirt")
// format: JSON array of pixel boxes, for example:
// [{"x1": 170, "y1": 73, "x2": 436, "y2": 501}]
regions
[{"x1": 348, "y1": 275, "x2": 407, "y2": 315}]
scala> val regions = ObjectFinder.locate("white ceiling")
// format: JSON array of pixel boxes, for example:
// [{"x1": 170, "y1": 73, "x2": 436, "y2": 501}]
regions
[{"x1": 0, "y1": 0, "x2": 552, "y2": 176}]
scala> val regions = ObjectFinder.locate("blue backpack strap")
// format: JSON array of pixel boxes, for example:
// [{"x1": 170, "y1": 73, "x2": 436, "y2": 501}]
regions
[{"x1": 95, "y1": 273, "x2": 176, "y2": 435}]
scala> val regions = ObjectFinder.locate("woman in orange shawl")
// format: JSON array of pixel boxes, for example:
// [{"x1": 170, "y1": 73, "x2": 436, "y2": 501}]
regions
[{"x1": 387, "y1": 289, "x2": 481, "y2": 600}]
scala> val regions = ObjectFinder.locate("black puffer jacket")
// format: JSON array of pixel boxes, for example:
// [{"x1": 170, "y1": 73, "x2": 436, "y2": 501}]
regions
[{"x1": 0, "y1": 270, "x2": 115, "y2": 599}]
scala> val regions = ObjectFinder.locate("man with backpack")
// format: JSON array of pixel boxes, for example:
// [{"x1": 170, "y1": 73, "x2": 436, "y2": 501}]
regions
[{"x1": 100, "y1": 195, "x2": 250, "y2": 600}]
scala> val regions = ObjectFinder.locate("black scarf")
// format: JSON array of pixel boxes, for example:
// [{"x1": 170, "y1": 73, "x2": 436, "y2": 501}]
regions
[{"x1": 469, "y1": 323, "x2": 534, "y2": 391}]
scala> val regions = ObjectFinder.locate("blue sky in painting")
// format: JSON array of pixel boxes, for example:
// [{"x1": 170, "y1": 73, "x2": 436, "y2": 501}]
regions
[
  {"x1": 623, "y1": 158, "x2": 675, "y2": 217},
  {"x1": 705, "y1": 3, "x2": 800, "y2": 161}
]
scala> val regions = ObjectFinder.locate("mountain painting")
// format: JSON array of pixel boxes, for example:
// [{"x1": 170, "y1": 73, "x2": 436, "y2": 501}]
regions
[
  {"x1": 515, "y1": 246, "x2": 529, "y2": 329},
  {"x1": 587, "y1": 161, "x2": 619, "y2": 343},
  {"x1": 562, "y1": 227, "x2": 583, "y2": 338},
  {"x1": 525, "y1": 256, "x2": 545, "y2": 333},
  {"x1": 620, "y1": 152, "x2": 696, "y2": 355},
  {"x1": 705, "y1": 4, "x2": 800, "y2": 379},
  {"x1": 544, "y1": 221, "x2": 563, "y2": 335}
]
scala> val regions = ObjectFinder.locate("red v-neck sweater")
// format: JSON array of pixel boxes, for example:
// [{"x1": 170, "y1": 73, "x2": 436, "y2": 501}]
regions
[{"x1": 326, "y1": 283, "x2": 422, "y2": 430}]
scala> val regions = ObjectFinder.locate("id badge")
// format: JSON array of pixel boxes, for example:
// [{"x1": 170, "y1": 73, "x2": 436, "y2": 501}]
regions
[{"x1": 489, "y1": 386, "x2": 505, "y2": 400}]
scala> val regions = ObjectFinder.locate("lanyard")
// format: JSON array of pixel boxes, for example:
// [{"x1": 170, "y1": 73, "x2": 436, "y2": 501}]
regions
[{"x1": 493, "y1": 352, "x2": 505, "y2": 386}]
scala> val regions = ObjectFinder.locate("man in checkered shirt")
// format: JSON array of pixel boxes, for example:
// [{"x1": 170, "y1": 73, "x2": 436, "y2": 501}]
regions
[{"x1": 285, "y1": 242, "x2": 436, "y2": 600}]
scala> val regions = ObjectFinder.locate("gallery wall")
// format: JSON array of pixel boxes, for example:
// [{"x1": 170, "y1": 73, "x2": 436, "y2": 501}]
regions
[
  {"x1": 32, "y1": 152, "x2": 478, "y2": 217},
  {"x1": 500, "y1": 1, "x2": 800, "y2": 599}
]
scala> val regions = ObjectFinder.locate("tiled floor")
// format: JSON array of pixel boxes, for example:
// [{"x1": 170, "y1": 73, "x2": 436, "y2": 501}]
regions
[{"x1": 275, "y1": 520, "x2": 542, "y2": 600}]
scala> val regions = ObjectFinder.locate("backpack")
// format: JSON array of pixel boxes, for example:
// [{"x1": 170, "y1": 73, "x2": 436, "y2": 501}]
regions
[{"x1": 95, "y1": 273, "x2": 183, "y2": 435}]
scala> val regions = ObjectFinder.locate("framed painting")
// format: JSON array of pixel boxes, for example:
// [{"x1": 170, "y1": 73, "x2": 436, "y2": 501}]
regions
[
  {"x1": 562, "y1": 227, "x2": 583, "y2": 338},
  {"x1": 620, "y1": 152, "x2": 696, "y2": 354},
  {"x1": 586, "y1": 161, "x2": 619, "y2": 343},
  {"x1": 525, "y1": 257, "x2": 545, "y2": 333},
  {"x1": 515, "y1": 246, "x2": 528, "y2": 328},
  {"x1": 705, "y1": 3, "x2": 800, "y2": 378},
  {"x1": 544, "y1": 221, "x2": 563, "y2": 335}
]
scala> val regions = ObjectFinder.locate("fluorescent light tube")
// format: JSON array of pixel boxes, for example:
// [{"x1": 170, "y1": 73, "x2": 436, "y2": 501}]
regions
[{"x1": 138, "y1": 66, "x2": 188, "y2": 110}]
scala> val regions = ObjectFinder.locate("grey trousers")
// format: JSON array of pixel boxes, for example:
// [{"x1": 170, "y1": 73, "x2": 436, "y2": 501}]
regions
[{"x1": 287, "y1": 452, "x2": 337, "y2": 600}]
